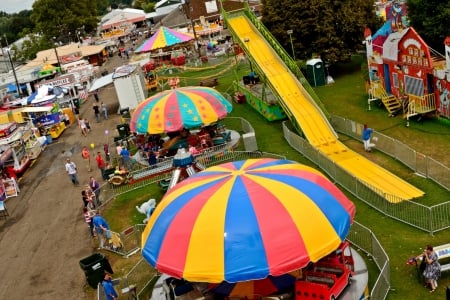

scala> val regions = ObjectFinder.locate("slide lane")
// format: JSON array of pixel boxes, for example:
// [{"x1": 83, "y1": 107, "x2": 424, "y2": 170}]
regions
[{"x1": 228, "y1": 16, "x2": 424, "y2": 201}]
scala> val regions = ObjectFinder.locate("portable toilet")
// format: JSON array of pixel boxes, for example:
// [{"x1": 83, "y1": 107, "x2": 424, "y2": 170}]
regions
[{"x1": 306, "y1": 58, "x2": 325, "y2": 87}]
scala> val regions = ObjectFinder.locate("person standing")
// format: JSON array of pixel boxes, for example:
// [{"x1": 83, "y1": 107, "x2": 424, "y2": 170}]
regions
[
  {"x1": 101, "y1": 102, "x2": 108, "y2": 120},
  {"x1": 65, "y1": 158, "x2": 79, "y2": 186},
  {"x1": 120, "y1": 146, "x2": 131, "y2": 169},
  {"x1": 93, "y1": 89, "x2": 99, "y2": 102},
  {"x1": 362, "y1": 124, "x2": 374, "y2": 152},
  {"x1": 102, "y1": 273, "x2": 118, "y2": 300},
  {"x1": 89, "y1": 176, "x2": 101, "y2": 207},
  {"x1": 93, "y1": 103, "x2": 101, "y2": 123},
  {"x1": 92, "y1": 211, "x2": 111, "y2": 249},
  {"x1": 421, "y1": 245, "x2": 441, "y2": 292},
  {"x1": 83, "y1": 207, "x2": 95, "y2": 238},
  {"x1": 37, "y1": 122, "x2": 47, "y2": 137},
  {"x1": 81, "y1": 146, "x2": 91, "y2": 172},
  {"x1": 95, "y1": 151, "x2": 107, "y2": 180}
]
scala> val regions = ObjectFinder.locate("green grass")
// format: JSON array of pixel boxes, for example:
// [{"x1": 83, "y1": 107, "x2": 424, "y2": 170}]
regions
[{"x1": 104, "y1": 54, "x2": 450, "y2": 299}]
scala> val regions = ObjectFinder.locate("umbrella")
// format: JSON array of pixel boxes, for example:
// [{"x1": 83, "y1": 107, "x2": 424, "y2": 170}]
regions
[
  {"x1": 135, "y1": 26, "x2": 194, "y2": 53},
  {"x1": 141, "y1": 158, "x2": 356, "y2": 283},
  {"x1": 130, "y1": 86, "x2": 233, "y2": 134},
  {"x1": 210, "y1": 274, "x2": 296, "y2": 298}
]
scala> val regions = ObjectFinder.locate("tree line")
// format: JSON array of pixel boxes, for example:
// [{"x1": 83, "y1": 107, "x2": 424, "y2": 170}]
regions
[{"x1": 0, "y1": 0, "x2": 448, "y2": 64}]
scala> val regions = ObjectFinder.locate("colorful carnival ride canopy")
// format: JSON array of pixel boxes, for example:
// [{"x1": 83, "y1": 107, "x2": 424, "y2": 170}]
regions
[
  {"x1": 135, "y1": 26, "x2": 194, "y2": 53},
  {"x1": 141, "y1": 159, "x2": 356, "y2": 283},
  {"x1": 130, "y1": 86, "x2": 232, "y2": 134}
]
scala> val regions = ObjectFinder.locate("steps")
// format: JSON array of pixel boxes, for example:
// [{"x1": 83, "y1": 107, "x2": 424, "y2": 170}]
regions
[
  {"x1": 381, "y1": 95, "x2": 402, "y2": 115},
  {"x1": 370, "y1": 81, "x2": 401, "y2": 115}
]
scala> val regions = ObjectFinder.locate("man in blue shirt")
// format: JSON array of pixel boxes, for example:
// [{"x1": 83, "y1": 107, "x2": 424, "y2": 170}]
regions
[
  {"x1": 362, "y1": 124, "x2": 374, "y2": 152},
  {"x1": 92, "y1": 211, "x2": 111, "y2": 249},
  {"x1": 120, "y1": 147, "x2": 131, "y2": 168},
  {"x1": 102, "y1": 273, "x2": 118, "y2": 300}
]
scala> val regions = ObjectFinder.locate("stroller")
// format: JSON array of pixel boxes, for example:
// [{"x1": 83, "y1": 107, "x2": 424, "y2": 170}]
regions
[
  {"x1": 106, "y1": 231, "x2": 124, "y2": 252},
  {"x1": 407, "y1": 256, "x2": 426, "y2": 284}
]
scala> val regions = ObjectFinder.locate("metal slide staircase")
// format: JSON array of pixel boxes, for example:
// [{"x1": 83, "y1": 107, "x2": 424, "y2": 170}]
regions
[{"x1": 370, "y1": 81, "x2": 401, "y2": 116}]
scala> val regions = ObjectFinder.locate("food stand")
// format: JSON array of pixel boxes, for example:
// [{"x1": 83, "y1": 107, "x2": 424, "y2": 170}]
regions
[
  {"x1": 28, "y1": 93, "x2": 66, "y2": 140},
  {"x1": 0, "y1": 123, "x2": 31, "y2": 177},
  {"x1": 21, "y1": 125, "x2": 42, "y2": 159}
]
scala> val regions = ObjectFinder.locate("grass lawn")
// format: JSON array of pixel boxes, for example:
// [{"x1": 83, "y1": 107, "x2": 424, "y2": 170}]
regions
[{"x1": 103, "y1": 54, "x2": 450, "y2": 299}]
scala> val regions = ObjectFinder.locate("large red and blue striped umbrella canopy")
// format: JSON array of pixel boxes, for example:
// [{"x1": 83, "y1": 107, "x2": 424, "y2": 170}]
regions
[
  {"x1": 130, "y1": 86, "x2": 232, "y2": 134},
  {"x1": 141, "y1": 159, "x2": 356, "y2": 283},
  {"x1": 135, "y1": 26, "x2": 194, "y2": 53}
]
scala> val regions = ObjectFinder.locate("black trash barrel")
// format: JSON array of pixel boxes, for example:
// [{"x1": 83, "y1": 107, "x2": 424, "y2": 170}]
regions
[
  {"x1": 116, "y1": 123, "x2": 130, "y2": 138},
  {"x1": 447, "y1": 285, "x2": 450, "y2": 300},
  {"x1": 79, "y1": 253, "x2": 113, "y2": 289}
]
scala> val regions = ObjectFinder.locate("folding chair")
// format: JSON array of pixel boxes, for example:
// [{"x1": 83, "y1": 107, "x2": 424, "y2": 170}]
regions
[{"x1": 0, "y1": 200, "x2": 9, "y2": 219}]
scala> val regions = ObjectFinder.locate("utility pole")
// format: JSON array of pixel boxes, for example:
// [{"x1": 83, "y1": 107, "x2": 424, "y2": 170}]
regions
[
  {"x1": 6, "y1": 48, "x2": 22, "y2": 98},
  {"x1": 184, "y1": 0, "x2": 202, "y2": 59}
]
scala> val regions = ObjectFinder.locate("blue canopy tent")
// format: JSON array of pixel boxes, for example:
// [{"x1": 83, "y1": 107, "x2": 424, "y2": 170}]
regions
[{"x1": 7, "y1": 82, "x2": 27, "y2": 93}]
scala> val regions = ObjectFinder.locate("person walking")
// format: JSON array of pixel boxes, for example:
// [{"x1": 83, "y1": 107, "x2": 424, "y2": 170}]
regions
[
  {"x1": 78, "y1": 117, "x2": 88, "y2": 137},
  {"x1": 93, "y1": 103, "x2": 101, "y2": 123},
  {"x1": 81, "y1": 146, "x2": 91, "y2": 172},
  {"x1": 102, "y1": 273, "x2": 118, "y2": 300},
  {"x1": 65, "y1": 158, "x2": 79, "y2": 186},
  {"x1": 101, "y1": 102, "x2": 108, "y2": 120},
  {"x1": 92, "y1": 211, "x2": 111, "y2": 249},
  {"x1": 95, "y1": 151, "x2": 107, "y2": 180}
]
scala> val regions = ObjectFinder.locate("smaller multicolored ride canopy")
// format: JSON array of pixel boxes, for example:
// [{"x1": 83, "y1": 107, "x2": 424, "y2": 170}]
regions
[
  {"x1": 130, "y1": 86, "x2": 233, "y2": 134},
  {"x1": 135, "y1": 26, "x2": 194, "y2": 53},
  {"x1": 141, "y1": 159, "x2": 356, "y2": 283}
]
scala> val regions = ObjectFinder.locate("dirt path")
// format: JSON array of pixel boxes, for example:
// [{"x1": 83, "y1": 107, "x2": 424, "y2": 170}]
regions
[{"x1": 0, "y1": 51, "x2": 126, "y2": 299}]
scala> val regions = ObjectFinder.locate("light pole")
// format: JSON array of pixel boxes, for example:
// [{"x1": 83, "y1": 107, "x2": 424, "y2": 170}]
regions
[
  {"x1": 184, "y1": 0, "x2": 201, "y2": 59},
  {"x1": 244, "y1": 37, "x2": 253, "y2": 73},
  {"x1": 287, "y1": 29, "x2": 295, "y2": 60},
  {"x1": 6, "y1": 48, "x2": 22, "y2": 97},
  {"x1": 53, "y1": 37, "x2": 62, "y2": 69}
]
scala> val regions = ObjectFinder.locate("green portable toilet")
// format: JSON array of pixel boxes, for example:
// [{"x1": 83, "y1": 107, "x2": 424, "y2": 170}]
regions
[{"x1": 306, "y1": 58, "x2": 325, "y2": 87}]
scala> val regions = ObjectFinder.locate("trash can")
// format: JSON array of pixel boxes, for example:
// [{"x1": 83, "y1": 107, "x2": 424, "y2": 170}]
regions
[
  {"x1": 120, "y1": 108, "x2": 131, "y2": 119},
  {"x1": 116, "y1": 123, "x2": 130, "y2": 138},
  {"x1": 447, "y1": 285, "x2": 450, "y2": 300},
  {"x1": 79, "y1": 253, "x2": 114, "y2": 289}
]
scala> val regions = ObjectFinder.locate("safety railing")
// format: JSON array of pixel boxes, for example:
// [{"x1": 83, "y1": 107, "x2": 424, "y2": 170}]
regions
[
  {"x1": 288, "y1": 116, "x2": 450, "y2": 234},
  {"x1": 346, "y1": 221, "x2": 390, "y2": 300}
]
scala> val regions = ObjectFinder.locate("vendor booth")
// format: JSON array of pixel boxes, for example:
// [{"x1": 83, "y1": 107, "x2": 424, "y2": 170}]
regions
[{"x1": 0, "y1": 123, "x2": 31, "y2": 177}]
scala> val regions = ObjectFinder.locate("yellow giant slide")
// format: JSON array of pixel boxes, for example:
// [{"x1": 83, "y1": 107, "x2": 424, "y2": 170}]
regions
[{"x1": 228, "y1": 15, "x2": 424, "y2": 201}]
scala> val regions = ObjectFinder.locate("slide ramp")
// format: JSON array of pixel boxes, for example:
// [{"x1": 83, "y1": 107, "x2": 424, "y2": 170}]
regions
[{"x1": 227, "y1": 15, "x2": 424, "y2": 201}]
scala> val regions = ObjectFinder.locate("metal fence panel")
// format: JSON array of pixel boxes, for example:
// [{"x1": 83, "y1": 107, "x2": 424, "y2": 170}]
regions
[
  {"x1": 347, "y1": 222, "x2": 391, "y2": 300},
  {"x1": 394, "y1": 141, "x2": 416, "y2": 171},
  {"x1": 427, "y1": 158, "x2": 450, "y2": 191}
]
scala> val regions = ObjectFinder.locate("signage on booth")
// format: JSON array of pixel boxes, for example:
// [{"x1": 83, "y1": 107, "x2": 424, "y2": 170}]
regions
[
  {"x1": 36, "y1": 113, "x2": 60, "y2": 126},
  {"x1": 39, "y1": 74, "x2": 75, "y2": 88}
]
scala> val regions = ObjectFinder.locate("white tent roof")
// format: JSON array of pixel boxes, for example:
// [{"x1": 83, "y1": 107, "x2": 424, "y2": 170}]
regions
[
  {"x1": 89, "y1": 73, "x2": 114, "y2": 92},
  {"x1": 101, "y1": 10, "x2": 146, "y2": 30}
]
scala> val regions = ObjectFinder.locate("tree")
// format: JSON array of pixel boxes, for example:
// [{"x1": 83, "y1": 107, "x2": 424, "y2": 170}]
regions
[
  {"x1": 261, "y1": 0, "x2": 381, "y2": 63},
  {"x1": 406, "y1": 0, "x2": 450, "y2": 52},
  {"x1": 31, "y1": 0, "x2": 99, "y2": 42}
]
